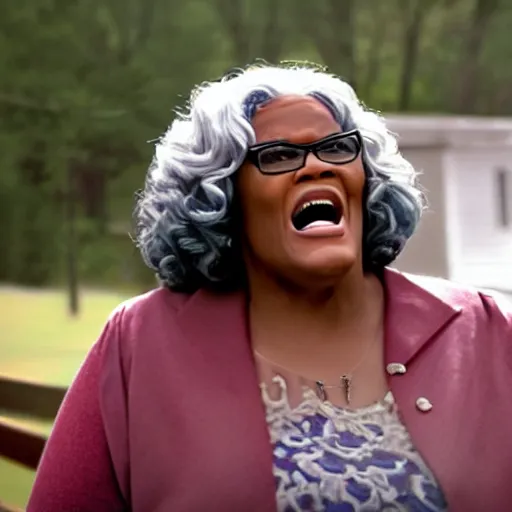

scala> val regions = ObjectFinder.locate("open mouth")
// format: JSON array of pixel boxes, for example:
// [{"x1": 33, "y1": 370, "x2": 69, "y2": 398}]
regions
[{"x1": 291, "y1": 196, "x2": 343, "y2": 231}]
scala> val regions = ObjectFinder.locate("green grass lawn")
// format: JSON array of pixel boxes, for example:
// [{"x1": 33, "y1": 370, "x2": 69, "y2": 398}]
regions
[{"x1": 0, "y1": 286, "x2": 129, "y2": 509}]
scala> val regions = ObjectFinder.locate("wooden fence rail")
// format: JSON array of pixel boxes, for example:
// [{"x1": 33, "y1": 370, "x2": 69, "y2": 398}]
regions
[
  {"x1": 0, "y1": 375, "x2": 67, "y2": 511},
  {"x1": 0, "y1": 376, "x2": 66, "y2": 420},
  {"x1": 0, "y1": 501, "x2": 23, "y2": 512},
  {"x1": 0, "y1": 421, "x2": 48, "y2": 470}
]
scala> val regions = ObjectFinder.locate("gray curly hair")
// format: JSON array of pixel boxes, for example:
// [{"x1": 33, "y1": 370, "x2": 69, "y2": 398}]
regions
[{"x1": 135, "y1": 64, "x2": 424, "y2": 292}]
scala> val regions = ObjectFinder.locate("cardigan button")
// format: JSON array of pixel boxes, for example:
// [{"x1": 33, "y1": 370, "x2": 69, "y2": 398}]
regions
[
  {"x1": 386, "y1": 363, "x2": 407, "y2": 375},
  {"x1": 416, "y1": 397, "x2": 433, "y2": 412}
]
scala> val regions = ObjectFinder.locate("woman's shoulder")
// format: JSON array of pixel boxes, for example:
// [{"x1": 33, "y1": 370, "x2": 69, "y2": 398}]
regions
[
  {"x1": 394, "y1": 269, "x2": 512, "y2": 325},
  {"x1": 89, "y1": 287, "x2": 206, "y2": 387},
  {"x1": 111, "y1": 286, "x2": 190, "y2": 319},
  {"x1": 98, "y1": 287, "x2": 195, "y2": 352}
]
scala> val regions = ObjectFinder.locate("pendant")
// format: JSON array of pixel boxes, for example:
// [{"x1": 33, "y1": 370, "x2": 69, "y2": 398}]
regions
[
  {"x1": 316, "y1": 380, "x2": 327, "y2": 401},
  {"x1": 340, "y1": 374, "x2": 352, "y2": 405}
]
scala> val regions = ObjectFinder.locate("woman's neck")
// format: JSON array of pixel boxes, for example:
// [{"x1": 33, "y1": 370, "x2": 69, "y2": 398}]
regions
[{"x1": 247, "y1": 265, "x2": 385, "y2": 354}]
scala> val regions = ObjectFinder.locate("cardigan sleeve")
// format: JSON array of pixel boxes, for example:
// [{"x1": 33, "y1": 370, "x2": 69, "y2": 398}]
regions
[{"x1": 26, "y1": 316, "x2": 128, "y2": 512}]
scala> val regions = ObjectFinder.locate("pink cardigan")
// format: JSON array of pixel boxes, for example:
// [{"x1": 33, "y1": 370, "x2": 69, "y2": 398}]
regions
[{"x1": 27, "y1": 269, "x2": 512, "y2": 511}]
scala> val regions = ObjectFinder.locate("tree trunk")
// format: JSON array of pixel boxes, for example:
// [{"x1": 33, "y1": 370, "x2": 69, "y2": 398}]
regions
[
  {"x1": 77, "y1": 168, "x2": 108, "y2": 233},
  {"x1": 214, "y1": 0, "x2": 252, "y2": 65},
  {"x1": 361, "y1": 3, "x2": 388, "y2": 102},
  {"x1": 259, "y1": 0, "x2": 284, "y2": 64},
  {"x1": 328, "y1": 0, "x2": 357, "y2": 86},
  {"x1": 214, "y1": 0, "x2": 287, "y2": 66},
  {"x1": 397, "y1": 0, "x2": 432, "y2": 111},
  {"x1": 66, "y1": 164, "x2": 79, "y2": 317},
  {"x1": 299, "y1": 0, "x2": 357, "y2": 85},
  {"x1": 453, "y1": 0, "x2": 500, "y2": 113}
]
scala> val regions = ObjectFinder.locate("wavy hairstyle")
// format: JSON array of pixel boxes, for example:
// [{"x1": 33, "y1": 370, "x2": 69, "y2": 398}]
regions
[{"x1": 135, "y1": 63, "x2": 425, "y2": 292}]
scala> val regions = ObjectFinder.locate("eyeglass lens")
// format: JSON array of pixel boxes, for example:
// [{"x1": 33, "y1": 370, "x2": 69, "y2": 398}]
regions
[{"x1": 257, "y1": 134, "x2": 360, "y2": 174}]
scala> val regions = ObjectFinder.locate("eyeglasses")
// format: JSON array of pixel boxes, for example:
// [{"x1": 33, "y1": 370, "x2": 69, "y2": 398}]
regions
[{"x1": 245, "y1": 130, "x2": 363, "y2": 175}]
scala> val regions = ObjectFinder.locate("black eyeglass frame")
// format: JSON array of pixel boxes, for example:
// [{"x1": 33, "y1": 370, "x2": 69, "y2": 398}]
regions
[{"x1": 245, "y1": 129, "x2": 363, "y2": 175}]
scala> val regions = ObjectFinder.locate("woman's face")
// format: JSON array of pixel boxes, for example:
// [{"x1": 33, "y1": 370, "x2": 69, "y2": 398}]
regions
[{"x1": 237, "y1": 95, "x2": 366, "y2": 287}]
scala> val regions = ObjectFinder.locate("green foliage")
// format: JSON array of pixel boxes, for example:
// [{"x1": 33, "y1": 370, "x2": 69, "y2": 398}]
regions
[
  {"x1": 77, "y1": 228, "x2": 156, "y2": 291},
  {"x1": 1, "y1": 0, "x2": 511, "y2": 288}
]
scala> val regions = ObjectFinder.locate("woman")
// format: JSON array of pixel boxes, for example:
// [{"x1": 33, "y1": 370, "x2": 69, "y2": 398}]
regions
[{"x1": 28, "y1": 63, "x2": 512, "y2": 512}]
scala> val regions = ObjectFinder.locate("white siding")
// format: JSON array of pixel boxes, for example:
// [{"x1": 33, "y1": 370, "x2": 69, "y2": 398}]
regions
[
  {"x1": 385, "y1": 115, "x2": 512, "y2": 292},
  {"x1": 394, "y1": 148, "x2": 451, "y2": 279},
  {"x1": 447, "y1": 148, "x2": 512, "y2": 291}
]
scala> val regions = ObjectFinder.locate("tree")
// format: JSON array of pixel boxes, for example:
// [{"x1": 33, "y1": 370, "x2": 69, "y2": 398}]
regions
[
  {"x1": 453, "y1": 0, "x2": 502, "y2": 113},
  {"x1": 1, "y1": 0, "x2": 512, "y2": 293},
  {"x1": 294, "y1": 0, "x2": 357, "y2": 85},
  {"x1": 213, "y1": 0, "x2": 289, "y2": 65},
  {"x1": 396, "y1": 0, "x2": 437, "y2": 111}
]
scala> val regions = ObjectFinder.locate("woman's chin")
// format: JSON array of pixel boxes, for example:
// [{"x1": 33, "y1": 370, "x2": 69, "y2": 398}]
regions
[{"x1": 289, "y1": 246, "x2": 359, "y2": 282}]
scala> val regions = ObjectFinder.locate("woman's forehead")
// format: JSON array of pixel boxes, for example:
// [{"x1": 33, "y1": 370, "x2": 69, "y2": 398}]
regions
[{"x1": 251, "y1": 95, "x2": 341, "y2": 144}]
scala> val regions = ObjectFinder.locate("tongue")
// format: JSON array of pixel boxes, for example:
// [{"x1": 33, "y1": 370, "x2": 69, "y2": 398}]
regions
[{"x1": 301, "y1": 220, "x2": 336, "y2": 231}]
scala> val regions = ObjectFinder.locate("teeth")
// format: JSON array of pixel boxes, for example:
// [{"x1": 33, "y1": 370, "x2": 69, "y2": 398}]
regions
[{"x1": 297, "y1": 199, "x2": 334, "y2": 214}]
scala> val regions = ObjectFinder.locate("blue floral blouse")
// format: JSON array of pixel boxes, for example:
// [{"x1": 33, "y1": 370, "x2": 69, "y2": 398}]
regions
[{"x1": 258, "y1": 371, "x2": 447, "y2": 512}]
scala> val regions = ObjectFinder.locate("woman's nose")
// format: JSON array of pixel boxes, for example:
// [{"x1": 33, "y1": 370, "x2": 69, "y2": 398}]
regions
[{"x1": 293, "y1": 153, "x2": 337, "y2": 183}]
